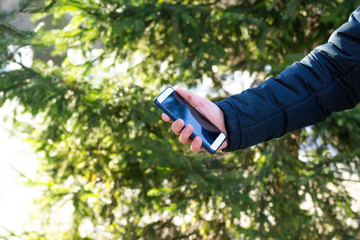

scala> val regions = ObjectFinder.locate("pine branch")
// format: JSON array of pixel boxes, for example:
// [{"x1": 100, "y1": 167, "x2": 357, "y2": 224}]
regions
[
  {"x1": 0, "y1": 0, "x2": 60, "y2": 73},
  {"x1": 0, "y1": 9, "x2": 19, "y2": 22},
  {"x1": 19, "y1": 0, "x2": 33, "y2": 12},
  {"x1": 0, "y1": 0, "x2": 58, "y2": 37},
  {"x1": 42, "y1": 0, "x2": 58, "y2": 12},
  {"x1": 10, "y1": 57, "x2": 84, "y2": 95},
  {"x1": 19, "y1": 0, "x2": 58, "y2": 14},
  {"x1": 0, "y1": 19, "x2": 29, "y2": 37}
]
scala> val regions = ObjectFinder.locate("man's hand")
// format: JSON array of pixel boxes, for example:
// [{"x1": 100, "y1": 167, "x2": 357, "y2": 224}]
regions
[{"x1": 161, "y1": 88, "x2": 228, "y2": 153}]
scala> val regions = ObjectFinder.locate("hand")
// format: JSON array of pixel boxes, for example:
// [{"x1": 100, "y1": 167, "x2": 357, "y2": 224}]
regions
[{"x1": 161, "y1": 88, "x2": 228, "y2": 153}]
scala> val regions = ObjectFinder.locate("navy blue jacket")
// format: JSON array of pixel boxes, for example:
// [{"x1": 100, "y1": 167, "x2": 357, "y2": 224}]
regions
[{"x1": 216, "y1": 8, "x2": 360, "y2": 152}]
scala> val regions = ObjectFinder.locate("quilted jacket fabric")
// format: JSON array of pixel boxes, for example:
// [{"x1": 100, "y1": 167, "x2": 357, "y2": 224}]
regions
[{"x1": 216, "y1": 8, "x2": 360, "y2": 151}]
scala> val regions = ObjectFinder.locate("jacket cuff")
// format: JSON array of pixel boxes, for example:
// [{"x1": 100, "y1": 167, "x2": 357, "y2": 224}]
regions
[{"x1": 215, "y1": 100, "x2": 241, "y2": 152}]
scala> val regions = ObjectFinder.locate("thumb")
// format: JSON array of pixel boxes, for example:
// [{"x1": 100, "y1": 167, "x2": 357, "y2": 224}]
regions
[{"x1": 175, "y1": 88, "x2": 207, "y2": 108}]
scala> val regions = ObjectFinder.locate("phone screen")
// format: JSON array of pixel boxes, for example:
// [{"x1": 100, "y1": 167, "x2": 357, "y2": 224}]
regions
[{"x1": 154, "y1": 87, "x2": 226, "y2": 153}]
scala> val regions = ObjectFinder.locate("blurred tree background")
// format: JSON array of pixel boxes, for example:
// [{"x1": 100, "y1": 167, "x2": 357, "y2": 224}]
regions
[{"x1": 1, "y1": 0, "x2": 360, "y2": 239}]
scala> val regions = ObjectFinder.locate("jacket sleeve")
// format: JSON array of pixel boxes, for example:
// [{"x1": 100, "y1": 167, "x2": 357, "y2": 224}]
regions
[{"x1": 216, "y1": 8, "x2": 360, "y2": 151}]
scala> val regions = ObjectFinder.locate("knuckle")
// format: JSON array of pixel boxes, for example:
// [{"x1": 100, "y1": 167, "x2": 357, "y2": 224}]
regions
[
  {"x1": 172, "y1": 125, "x2": 179, "y2": 135},
  {"x1": 183, "y1": 126, "x2": 191, "y2": 136},
  {"x1": 179, "y1": 134, "x2": 185, "y2": 144}
]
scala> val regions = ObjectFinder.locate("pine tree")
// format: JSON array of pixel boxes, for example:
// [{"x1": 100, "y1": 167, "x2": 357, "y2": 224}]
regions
[{"x1": 1, "y1": 0, "x2": 360, "y2": 239}]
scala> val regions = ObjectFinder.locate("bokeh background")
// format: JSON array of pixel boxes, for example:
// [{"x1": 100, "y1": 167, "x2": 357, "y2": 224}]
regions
[{"x1": 1, "y1": 0, "x2": 360, "y2": 239}]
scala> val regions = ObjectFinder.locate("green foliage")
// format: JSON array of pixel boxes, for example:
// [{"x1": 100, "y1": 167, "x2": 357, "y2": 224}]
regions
[
  {"x1": 1, "y1": 0, "x2": 360, "y2": 239},
  {"x1": 0, "y1": 0, "x2": 57, "y2": 68}
]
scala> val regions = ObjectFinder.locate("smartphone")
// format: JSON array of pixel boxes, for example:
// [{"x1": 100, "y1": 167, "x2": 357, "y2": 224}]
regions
[{"x1": 154, "y1": 86, "x2": 227, "y2": 154}]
